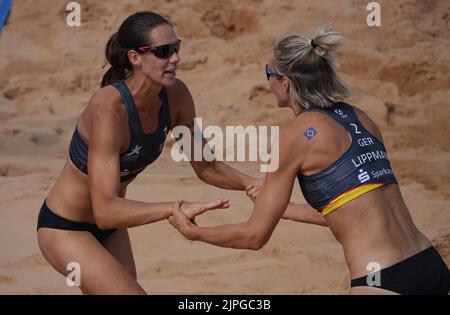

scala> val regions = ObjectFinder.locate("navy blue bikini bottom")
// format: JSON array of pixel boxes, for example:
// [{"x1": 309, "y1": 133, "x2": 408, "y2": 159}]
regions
[
  {"x1": 37, "y1": 200, "x2": 116, "y2": 243},
  {"x1": 351, "y1": 246, "x2": 450, "y2": 295}
]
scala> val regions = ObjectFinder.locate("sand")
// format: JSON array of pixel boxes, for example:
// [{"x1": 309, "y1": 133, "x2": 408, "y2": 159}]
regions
[{"x1": 0, "y1": 0, "x2": 449, "y2": 294}]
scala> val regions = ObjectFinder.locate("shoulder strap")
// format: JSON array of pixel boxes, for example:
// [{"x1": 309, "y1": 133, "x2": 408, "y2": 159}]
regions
[
  {"x1": 111, "y1": 80, "x2": 139, "y2": 134},
  {"x1": 159, "y1": 87, "x2": 171, "y2": 129},
  {"x1": 301, "y1": 103, "x2": 362, "y2": 136}
]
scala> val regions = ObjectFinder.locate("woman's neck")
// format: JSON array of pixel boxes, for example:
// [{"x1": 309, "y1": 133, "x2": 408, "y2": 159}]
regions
[
  {"x1": 125, "y1": 73, "x2": 162, "y2": 110},
  {"x1": 289, "y1": 102, "x2": 303, "y2": 116}
]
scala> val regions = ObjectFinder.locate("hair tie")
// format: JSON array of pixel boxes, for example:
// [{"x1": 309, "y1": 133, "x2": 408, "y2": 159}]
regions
[{"x1": 311, "y1": 39, "x2": 317, "y2": 49}]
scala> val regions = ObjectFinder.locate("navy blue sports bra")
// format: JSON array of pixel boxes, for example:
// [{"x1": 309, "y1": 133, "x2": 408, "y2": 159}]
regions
[
  {"x1": 69, "y1": 80, "x2": 171, "y2": 182},
  {"x1": 298, "y1": 102, "x2": 398, "y2": 216}
]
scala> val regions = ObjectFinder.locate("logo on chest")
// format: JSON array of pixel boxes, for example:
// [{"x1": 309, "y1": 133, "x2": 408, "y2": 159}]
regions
[
  {"x1": 124, "y1": 145, "x2": 142, "y2": 162},
  {"x1": 334, "y1": 109, "x2": 348, "y2": 119}
]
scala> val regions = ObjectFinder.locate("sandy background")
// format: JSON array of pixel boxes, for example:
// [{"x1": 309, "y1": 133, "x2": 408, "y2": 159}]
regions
[{"x1": 0, "y1": 0, "x2": 449, "y2": 294}]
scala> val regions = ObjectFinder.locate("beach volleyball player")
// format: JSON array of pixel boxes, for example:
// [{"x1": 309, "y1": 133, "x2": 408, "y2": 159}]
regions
[
  {"x1": 37, "y1": 12, "x2": 259, "y2": 294},
  {"x1": 169, "y1": 26, "x2": 450, "y2": 295}
]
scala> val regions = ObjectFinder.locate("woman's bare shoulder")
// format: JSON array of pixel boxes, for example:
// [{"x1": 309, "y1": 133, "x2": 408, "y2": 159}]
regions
[
  {"x1": 79, "y1": 85, "x2": 128, "y2": 135},
  {"x1": 351, "y1": 105, "x2": 384, "y2": 143},
  {"x1": 89, "y1": 85, "x2": 123, "y2": 108}
]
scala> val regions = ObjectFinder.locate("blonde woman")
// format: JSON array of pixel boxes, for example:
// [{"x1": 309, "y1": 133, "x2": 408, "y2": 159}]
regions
[{"x1": 168, "y1": 26, "x2": 450, "y2": 295}]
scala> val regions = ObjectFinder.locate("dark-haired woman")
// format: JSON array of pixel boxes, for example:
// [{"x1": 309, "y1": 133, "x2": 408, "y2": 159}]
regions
[
  {"x1": 169, "y1": 26, "x2": 450, "y2": 295},
  {"x1": 37, "y1": 11, "x2": 257, "y2": 294}
]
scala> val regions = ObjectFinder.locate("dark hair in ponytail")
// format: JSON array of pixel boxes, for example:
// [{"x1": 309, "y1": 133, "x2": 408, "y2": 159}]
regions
[{"x1": 101, "y1": 12, "x2": 171, "y2": 87}]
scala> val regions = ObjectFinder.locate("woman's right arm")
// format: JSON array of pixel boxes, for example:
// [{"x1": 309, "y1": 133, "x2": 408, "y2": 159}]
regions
[{"x1": 87, "y1": 90, "x2": 228, "y2": 230}]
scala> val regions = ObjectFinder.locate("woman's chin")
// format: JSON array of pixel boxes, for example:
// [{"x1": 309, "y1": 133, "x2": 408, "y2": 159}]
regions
[{"x1": 162, "y1": 76, "x2": 177, "y2": 86}]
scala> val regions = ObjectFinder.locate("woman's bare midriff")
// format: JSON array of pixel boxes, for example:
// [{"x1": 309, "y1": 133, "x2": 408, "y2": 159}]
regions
[
  {"x1": 325, "y1": 184, "x2": 432, "y2": 279},
  {"x1": 45, "y1": 159, "x2": 131, "y2": 225}
]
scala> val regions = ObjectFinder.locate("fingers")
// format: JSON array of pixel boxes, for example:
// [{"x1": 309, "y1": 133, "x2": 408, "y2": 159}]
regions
[
  {"x1": 246, "y1": 184, "x2": 261, "y2": 194},
  {"x1": 201, "y1": 198, "x2": 230, "y2": 211},
  {"x1": 183, "y1": 198, "x2": 230, "y2": 221},
  {"x1": 167, "y1": 212, "x2": 196, "y2": 240},
  {"x1": 169, "y1": 207, "x2": 191, "y2": 229},
  {"x1": 245, "y1": 184, "x2": 254, "y2": 192},
  {"x1": 245, "y1": 184, "x2": 260, "y2": 202},
  {"x1": 173, "y1": 205, "x2": 190, "y2": 220},
  {"x1": 248, "y1": 186, "x2": 259, "y2": 196}
]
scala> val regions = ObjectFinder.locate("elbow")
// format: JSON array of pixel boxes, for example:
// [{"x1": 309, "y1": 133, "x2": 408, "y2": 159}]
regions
[
  {"x1": 248, "y1": 232, "x2": 269, "y2": 250},
  {"x1": 95, "y1": 217, "x2": 115, "y2": 230},
  {"x1": 240, "y1": 222, "x2": 270, "y2": 250},
  {"x1": 94, "y1": 211, "x2": 115, "y2": 230},
  {"x1": 92, "y1": 198, "x2": 117, "y2": 230},
  {"x1": 249, "y1": 242, "x2": 264, "y2": 251}
]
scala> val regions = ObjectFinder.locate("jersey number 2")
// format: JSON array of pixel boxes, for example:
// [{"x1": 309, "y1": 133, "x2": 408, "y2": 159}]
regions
[{"x1": 350, "y1": 123, "x2": 362, "y2": 134}]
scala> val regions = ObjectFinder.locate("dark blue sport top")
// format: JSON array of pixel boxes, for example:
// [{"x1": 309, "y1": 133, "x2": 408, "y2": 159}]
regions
[
  {"x1": 297, "y1": 102, "x2": 398, "y2": 216},
  {"x1": 69, "y1": 80, "x2": 171, "y2": 182}
]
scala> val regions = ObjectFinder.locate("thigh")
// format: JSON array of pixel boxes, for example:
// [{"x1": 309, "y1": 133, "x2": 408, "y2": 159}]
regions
[
  {"x1": 37, "y1": 228, "x2": 145, "y2": 295},
  {"x1": 103, "y1": 228, "x2": 137, "y2": 279}
]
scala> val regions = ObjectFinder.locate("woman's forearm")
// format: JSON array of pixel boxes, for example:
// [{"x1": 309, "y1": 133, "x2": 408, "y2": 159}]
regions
[
  {"x1": 282, "y1": 203, "x2": 327, "y2": 226},
  {"x1": 94, "y1": 197, "x2": 175, "y2": 229},
  {"x1": 190, "y1": 222, "x2": 263, "y2": 250},
  {"x1": 200, "y1": 161, "x2": 255, "y2": 191}
]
